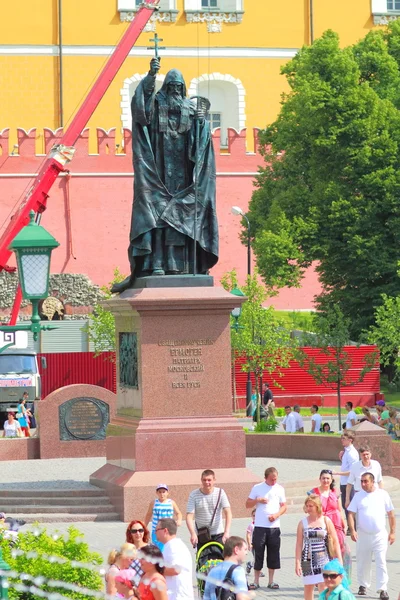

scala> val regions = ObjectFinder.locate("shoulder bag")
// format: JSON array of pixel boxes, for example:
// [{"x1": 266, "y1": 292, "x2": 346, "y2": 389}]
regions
[{"x1": 196, "y1": 488, "x2": 222, "y2": 547}]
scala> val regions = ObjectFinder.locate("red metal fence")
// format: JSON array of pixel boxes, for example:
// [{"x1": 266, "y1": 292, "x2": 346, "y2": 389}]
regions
[
  {"x1": 39, "y1": 352, "x2": 116, "y2": 398},
  {"x1": 39, "y1": 346, "x2": 380, "y2": 409},
  {"x1": 233, "y1": 346, "x2": 380, "y2": 408}
]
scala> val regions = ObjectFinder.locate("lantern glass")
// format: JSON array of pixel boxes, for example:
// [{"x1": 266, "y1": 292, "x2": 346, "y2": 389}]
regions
[{"x1": 18, "y1": 249, "x2": 50, "y2": 300}]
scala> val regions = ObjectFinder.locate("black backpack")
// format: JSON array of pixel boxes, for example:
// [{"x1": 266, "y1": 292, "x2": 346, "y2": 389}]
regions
[{"x1": 215, "y1": 564, "x2": 239, "y2": 600}]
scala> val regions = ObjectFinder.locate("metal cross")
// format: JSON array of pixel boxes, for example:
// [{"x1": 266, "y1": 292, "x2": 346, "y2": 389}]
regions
[{"x1": 147, "y1": 33, "x2": 166, "y2": 59}]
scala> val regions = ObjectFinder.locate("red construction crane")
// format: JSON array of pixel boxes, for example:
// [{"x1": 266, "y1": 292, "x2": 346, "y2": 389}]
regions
[{"x1": 0, "y1": 0, "x2": 160, "y2": 324}]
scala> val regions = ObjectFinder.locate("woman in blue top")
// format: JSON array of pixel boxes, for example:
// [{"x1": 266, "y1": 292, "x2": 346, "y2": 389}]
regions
[
  {"x1": 16, "y1": 397, "x2": 30, "y2": 437},
  {"x1": 319, "y1": 559, "x2": 356, "y2": 600}
]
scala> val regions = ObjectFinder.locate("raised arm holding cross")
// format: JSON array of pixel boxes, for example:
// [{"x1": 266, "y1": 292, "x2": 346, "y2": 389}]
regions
[{"x1": 147, "y1": 33, "x2": 166, "y2": 76}]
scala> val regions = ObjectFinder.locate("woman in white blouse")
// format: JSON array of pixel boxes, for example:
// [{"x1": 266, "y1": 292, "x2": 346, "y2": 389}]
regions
[{"x1": 3, "y1": 412, "x2": 22, "y2": 438}]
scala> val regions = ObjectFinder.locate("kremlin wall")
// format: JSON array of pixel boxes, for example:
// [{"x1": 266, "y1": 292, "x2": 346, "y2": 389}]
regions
[{"x1": 0, "y1": 125, "x2": 322, "y2": 310}]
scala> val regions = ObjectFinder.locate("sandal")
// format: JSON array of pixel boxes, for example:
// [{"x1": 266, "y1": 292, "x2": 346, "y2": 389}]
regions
[
  {"x1": 248, "y1": 584, "x2": 260, "y2": 590},
  {"x1": 267, "y1": 583, "x2": 279, "y2": 589}
]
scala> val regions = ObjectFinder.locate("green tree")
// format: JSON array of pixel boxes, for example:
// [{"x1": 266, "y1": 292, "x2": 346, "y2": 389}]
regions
[
  {"x1": 367, "y1": 293, "x2": 400, "y2": 382},
  {"x1": 221, "y1": 270, "x2": 294, "y2": 422},
  {"x1": 296, "y1": 305, "x2": 377, "y2": 429},
  {"x1": 0, "y1": 525, "x2": 103, "y2": 600},
  {"x1": 247, "y1": 26, "x2": 400, "y2": 340},
  {"x1": 86, "y1": 267, "x2": 126, "y2": 356}
]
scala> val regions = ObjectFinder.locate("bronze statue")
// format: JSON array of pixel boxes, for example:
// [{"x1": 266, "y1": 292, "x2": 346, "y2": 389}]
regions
[{"x1": 112, "y1": 57, "x2": 218, "y2": 293}]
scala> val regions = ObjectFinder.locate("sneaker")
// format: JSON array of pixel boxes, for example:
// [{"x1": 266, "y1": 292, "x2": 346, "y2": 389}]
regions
[
  {"x1": 380, "y1": 592, "x2": 389, "y2": 600},
  {"x1": 358, "y1": 587, "x2": 367, "y2": 596},
  {"x1": 246, "y1": 562, "x2": 252, "y2": 575}
]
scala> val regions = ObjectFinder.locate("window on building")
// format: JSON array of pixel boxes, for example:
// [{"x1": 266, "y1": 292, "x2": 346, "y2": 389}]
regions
[
  {"x1": 387, "y1": 0, "x2": 400, "y2": 9},
  {"x1": 198, "y1": 80, "x2": 240, "y2": 146},
  {"x1": 118, "y1": 0, "x2": 174, "y2": 9},
  {"x1": 184, "y1": 0, "x2": 242, "y2": 11},
  {"x1": 207, "y1": 112, "x2": 222, "y2": 131}
]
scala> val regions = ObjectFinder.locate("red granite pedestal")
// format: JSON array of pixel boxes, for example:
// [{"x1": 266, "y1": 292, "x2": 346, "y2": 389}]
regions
[{"x1": 90, "y1": 286, "x2": 259, "y2": 521}]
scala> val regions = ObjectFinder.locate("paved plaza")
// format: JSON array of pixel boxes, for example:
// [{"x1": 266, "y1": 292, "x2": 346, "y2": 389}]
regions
[{"x1": 2, "y1": 455, "x2": 399, "y2": 600}]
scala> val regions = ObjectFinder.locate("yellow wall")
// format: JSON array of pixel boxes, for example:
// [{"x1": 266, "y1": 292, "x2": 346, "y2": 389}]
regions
[{"x1": 0, "y1": 0, "x2": 382, "y2": 149}]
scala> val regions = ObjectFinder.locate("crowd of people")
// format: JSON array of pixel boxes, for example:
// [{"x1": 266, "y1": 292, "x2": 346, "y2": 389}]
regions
[
  {"x1": 257, "y1": 388, "x2": 400, "y2": 438},
  {"x1": 104, "y1": 450, "x2": 396, "y2": 600}
]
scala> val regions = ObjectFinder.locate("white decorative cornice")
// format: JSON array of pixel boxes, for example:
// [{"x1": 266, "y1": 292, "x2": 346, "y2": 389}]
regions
[
  {"x1": 185, "y1": 10, "x2": 243, "y2": 32},
  {"x1": 373, "y1": 13, "x2": 400, "y2": 24},
  {"x1": 119, "y1": 9, "x2": 178, "y2": 23}
]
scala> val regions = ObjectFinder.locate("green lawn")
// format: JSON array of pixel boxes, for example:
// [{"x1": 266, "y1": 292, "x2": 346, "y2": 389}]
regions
[{"x1": 380, "y1": 385, "x2": 400, "y2": 409}]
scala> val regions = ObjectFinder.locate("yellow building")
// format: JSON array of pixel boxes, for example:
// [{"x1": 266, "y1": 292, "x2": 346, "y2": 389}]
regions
[{"x1": 0, "y1": 0, "x2": 396, "y2": 150}]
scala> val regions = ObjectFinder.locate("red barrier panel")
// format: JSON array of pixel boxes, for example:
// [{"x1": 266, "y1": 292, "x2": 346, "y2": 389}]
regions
[
  {"x1": 38, "y1": 346, "x2": 379, "y2": 410},
  {"x1": 39, "y1": 352, "x2": 116, "y2": 398},
  {"x1": 233, "y1": 346, "x2": 380, "y2": 409}
]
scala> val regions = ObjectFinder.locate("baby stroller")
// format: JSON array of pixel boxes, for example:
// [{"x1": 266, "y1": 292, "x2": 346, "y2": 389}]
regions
[{"x1": 196, "y1": 540, "x2": 224, "y2": 597}]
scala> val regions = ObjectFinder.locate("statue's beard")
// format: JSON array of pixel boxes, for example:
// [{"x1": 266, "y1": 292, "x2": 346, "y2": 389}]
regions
[{"x1": 167, "y1": 93, "x2": 183, "y2": 111}]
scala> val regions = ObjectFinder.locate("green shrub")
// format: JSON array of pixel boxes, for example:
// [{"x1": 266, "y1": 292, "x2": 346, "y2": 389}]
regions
[
  {"x1": 254, "y1": 418, "x2": 279, "y2": 432},
  {"x1": 0, "y1": 525, "x2": 103, "y2": 600},
  {"x1": 275, "y1": 407, "x2": 285, "y2": 417},
  {"x1": 355, "y1": 406, "x2": 363, "y2": 414}
]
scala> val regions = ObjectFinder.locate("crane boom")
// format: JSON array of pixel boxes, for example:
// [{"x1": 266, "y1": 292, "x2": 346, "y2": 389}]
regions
[{"x1": 0, "y1": 0, "x2": 160, "y2": 323}]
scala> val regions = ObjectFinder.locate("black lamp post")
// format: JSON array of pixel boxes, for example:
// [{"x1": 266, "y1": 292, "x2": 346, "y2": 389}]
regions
[{"x1": 231, "y1": 206, "x2": 252, "y2": 417}]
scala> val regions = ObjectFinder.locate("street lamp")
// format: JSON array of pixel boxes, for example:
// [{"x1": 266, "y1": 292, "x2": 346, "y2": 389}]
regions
[
  {"x1": 231, "y1": 205, "x2": 252, "y2": 416},
  {"x1": 230, "y1": 286, "x2": 245, "y2": 413},
  {"x1": 230, "y1": 286, "x2": 245, "y2": 332},
  {"x1": 0, "y1": 211, "x2": 60, "y2": 351}
]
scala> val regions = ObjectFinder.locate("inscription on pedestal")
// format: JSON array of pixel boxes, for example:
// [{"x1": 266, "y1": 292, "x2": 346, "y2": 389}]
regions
[
  {"x1": 59, "y1": 397, "x2": 109, "y2": 441},
  {"x1": 158, "y1": 338, "x2": 214, "y2": 389}
]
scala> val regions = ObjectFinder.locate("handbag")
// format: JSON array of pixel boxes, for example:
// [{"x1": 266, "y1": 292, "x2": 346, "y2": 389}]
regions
[
  {"x1": 196, "y1": 488, "x2": 222, "y2": 547},
  {"x1": 324, "y1": 517, "x2": 336, "y2": 558}
]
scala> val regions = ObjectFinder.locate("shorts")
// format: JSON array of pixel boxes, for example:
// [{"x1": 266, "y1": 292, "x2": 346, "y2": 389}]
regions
[{"x1": 253, "y1": 526, "x2": 281, "y2": 571}]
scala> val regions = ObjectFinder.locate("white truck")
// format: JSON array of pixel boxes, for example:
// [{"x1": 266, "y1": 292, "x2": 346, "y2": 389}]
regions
[{"x1": 0, "y1": 348, "x2": 46, "y2": 428}]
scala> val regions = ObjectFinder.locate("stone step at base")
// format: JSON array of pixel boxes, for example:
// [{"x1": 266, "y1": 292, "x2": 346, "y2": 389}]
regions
[
  {"x1": 0, "y1": 504, "x2": 117, "y2": 515},
  {"x1": 0, "y1": 496, "x2": 111, "y2": 506},
  {"x1": 10, "y1": 513, "x2": 121, "y2": 523},
  {"x1": 0, "y1": 488, "x2": 105, "y2": 498}
]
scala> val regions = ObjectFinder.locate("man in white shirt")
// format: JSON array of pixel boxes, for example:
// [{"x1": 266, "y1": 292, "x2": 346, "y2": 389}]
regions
[
  {"x1": 310, "y1": 405, "x2": 322, "y2": 433},
  {"x1": 282, "y1": 406, "x2": 296, "y2": 433},
  {"x1": 344, "y1": 401, "x2": 357, "y2": 429},
  {"x1": 245, "y1": 467, "x2": 287, "y2": 590},
  {"x1": 293, "y1": 405, "x2": 304, "y2": 432},
  {"x1": 332, "y1": 431, "x2": 359, "y2": 527},
  {"x1": 156, "y1": 518, "x2": 194, "y2": 600},
  {"x1": 345, "y1": 445, "x2": 383, "y2": 507},
  {"x1": 186, "y1": 469, "x2": 232, "y2": 549},
  {"x1": 348, "y1": 472, "x2": 395, "y2": 600}
]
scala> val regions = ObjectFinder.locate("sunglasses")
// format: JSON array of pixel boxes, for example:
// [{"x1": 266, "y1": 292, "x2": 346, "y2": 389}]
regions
[
  {"x1": 130, "y1": 528, "x2": 144, "y2": 534},
  {"x1": 323, "y1": 573, "x2": 340, "y2": 580},
  {"x1": 321, "y1": 470, "x2": 333, "y2": 475}
]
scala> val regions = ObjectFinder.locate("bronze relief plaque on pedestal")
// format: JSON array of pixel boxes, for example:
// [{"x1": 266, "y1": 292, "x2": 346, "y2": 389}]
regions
[{"x1": 59, "y1": 397, "x2": 109, "y2": 441}]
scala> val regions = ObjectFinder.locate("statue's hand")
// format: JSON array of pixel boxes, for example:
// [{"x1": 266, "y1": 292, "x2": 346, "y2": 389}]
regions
[
  {"x1": 149, "y1": 57, "x2": 161, "y2": 76},
  {"x1": 195, "y1": 107, "x2": 206, "y2": 121}
]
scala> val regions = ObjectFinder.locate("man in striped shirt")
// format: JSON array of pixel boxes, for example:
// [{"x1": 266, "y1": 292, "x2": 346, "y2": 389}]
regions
[{"x1": 186, "y1": 469, "x2": 232, "y2": 549}]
